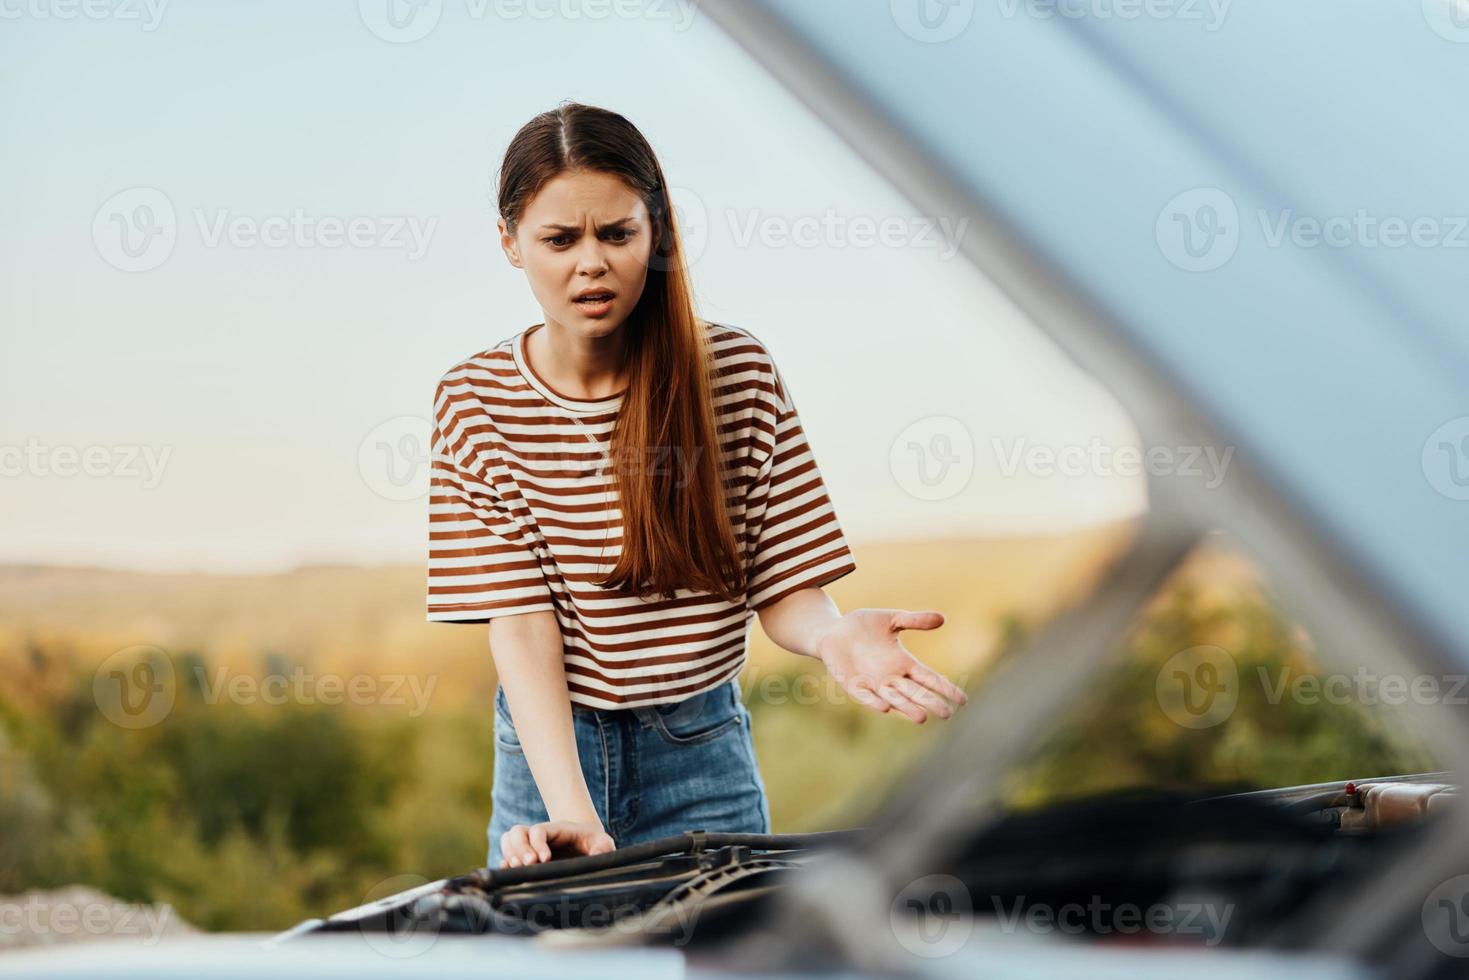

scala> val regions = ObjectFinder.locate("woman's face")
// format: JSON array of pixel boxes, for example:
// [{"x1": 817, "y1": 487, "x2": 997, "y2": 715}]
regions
[{"x1": 500, "y1": 169, "x2": 654, "y2": 339}]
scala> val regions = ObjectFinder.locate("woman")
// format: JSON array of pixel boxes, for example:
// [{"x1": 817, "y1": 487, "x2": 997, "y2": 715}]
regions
[{"x1": 427, "y1": 101, "x2": 968, "y2": 871}]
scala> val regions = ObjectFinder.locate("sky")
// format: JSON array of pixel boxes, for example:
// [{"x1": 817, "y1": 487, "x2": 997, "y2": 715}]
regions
[{"x1": 0, "y1": 0, "x2": 1147, "y2": 573}]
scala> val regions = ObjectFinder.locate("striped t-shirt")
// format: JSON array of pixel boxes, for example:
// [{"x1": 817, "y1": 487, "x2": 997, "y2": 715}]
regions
[{"x1": 426, "y1": 321, "x2": 857, "y2": 709}]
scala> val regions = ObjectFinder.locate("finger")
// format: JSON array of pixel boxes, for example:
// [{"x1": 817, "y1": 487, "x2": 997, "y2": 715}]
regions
[
  {"x1": 893, "y1": 676, "x2": 952, "y2": 719},
  {"x1": 849, "y1": 677, "x2": 890, "y2": 713},
  {"x1": 892, "y1": 610, "x2": 945, "y2": 632},
  {"x1": 501, "y1": 826, "x2": 529, "y2": 867},
  {"x1": 541, "y1": 822, "x2": 584, "y2": 848},
  {"x1": 878, "y1": 680, "x2": 928, "y2": 723},
  {"x1": 909, "y1": 662, "x2": 969, "y2": 706},
  {"x1": 589, "y1": 833, "x2": 616, "y2": 855},
  {"x1": 529, "y1": 824, "x2": 551, "y2": 863}
]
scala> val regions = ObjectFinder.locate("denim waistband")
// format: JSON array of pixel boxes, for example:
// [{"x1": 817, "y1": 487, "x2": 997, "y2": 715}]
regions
[{"x1": 496, "y1": 676, "x2": 740, "y2": 730}]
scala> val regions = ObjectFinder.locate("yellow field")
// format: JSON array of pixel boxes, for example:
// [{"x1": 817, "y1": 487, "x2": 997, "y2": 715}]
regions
[{"x1": 0, "y1": 520, "x2": 1138, "y2": 716}]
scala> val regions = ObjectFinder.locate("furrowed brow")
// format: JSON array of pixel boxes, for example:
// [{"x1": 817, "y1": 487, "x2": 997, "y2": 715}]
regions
[{"x1": 538, "y1": 216, "x2": 638, "y2": 233}]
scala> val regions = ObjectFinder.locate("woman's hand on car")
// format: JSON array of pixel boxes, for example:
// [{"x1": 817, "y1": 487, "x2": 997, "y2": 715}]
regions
[
  {"x1": 498, "y1": 819, "x2": 615, "y2": 868},
  {"x1": 815, "y1": 608, "x2": 968, "y2": 723}
]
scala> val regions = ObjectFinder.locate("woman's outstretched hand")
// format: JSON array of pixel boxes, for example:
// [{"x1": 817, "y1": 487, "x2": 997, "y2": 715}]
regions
[
  {"x1": 498, "y1": 819, "x2": 615, "y2": 869},
  {"x1": 816, "y1": 608, "x2": 968, "y2": 723}
]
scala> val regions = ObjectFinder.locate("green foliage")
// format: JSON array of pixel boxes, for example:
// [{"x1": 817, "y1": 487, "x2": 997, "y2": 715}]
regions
[
  {"x1": 0, "y1": 648, "x2": 489, "y2": 930},
  {"x1": 1006, "y1": 584, "x2": 1438, "y2": 807},
  {"x1": 0, "y1": 582, "x2": 1442, "y2": 931}
]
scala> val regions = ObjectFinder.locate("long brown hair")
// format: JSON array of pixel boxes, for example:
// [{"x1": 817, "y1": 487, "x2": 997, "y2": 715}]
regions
[{"x1": 496, "y1": 101, "x2": 746, "y2": 604}]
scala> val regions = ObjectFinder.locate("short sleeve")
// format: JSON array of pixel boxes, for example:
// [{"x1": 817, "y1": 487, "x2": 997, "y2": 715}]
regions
[
  {"x1": 743, "y1": 360, "x2": 857, "y2": 611},
  {"x1": 426, "y1": 378, "x2": 556, "y2": 623}
]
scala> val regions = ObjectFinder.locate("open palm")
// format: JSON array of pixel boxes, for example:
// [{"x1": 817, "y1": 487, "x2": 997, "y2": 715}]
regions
[{"x1": 817, "y1": 608, "x2": 968, "y2": 722}]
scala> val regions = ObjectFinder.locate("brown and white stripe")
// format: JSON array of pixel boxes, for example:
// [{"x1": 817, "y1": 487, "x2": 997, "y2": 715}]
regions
[{"x1": 426, "y1": 321, "x2": 856, "y2": 709}]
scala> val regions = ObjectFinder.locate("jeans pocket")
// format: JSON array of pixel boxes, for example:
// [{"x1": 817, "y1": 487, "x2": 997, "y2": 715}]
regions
[
  {"x1": 649, "y1": 680, "x2": 742, "y2": 746},
  {"x1": 493, "y1": 685, "x2": 523, "y2": 754}
]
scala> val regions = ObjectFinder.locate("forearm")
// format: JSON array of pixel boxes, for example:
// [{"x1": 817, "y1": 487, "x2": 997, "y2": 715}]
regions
[
  {"x1": 754, "y1": 586, "x2": 844, "y2": 661},
  {"x1": 488, "y1": 611, "x2": 601, "y2": 826}
]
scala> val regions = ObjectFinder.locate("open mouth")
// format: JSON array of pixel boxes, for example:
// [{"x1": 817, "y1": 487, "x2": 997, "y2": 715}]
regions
[{"x1": 573, "y1": 291, "x2": 615, "y2": 306}]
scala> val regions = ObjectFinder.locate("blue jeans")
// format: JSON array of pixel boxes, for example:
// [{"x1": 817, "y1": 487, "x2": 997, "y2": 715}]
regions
[{"x1": 487, "y1": 676, "x2": 772, "y2": 868}]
